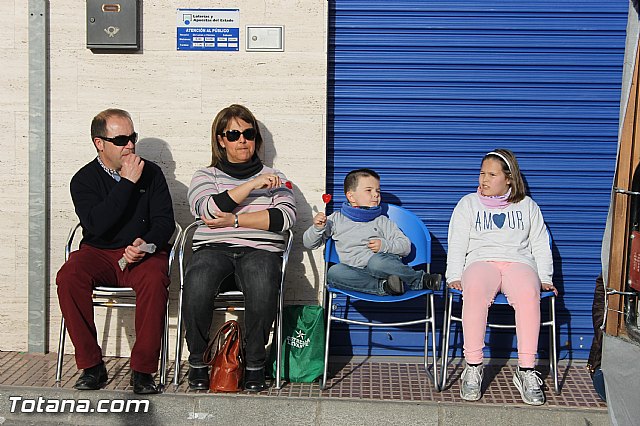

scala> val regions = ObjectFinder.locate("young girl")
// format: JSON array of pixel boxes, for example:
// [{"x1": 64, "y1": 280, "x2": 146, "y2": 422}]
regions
[{"x1": 446, "y1": 149, "x2": 556, "y2": 406}]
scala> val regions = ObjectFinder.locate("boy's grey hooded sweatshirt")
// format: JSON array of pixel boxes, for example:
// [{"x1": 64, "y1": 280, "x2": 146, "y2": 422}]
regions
[{"x1": 303, "y1": 211, "x2": 410, "y2": 268}]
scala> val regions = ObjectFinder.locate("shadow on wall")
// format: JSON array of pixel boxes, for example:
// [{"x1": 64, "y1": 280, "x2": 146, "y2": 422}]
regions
[
  {"x1": 135, "y1": 137, "x2": 190, "y2": 329},
  {"x1": 259, "y1": 121, "x2": 319, "y2": 303},
  {"x1": 136, "y1": 137, "x2": 191, "y2": 227}
]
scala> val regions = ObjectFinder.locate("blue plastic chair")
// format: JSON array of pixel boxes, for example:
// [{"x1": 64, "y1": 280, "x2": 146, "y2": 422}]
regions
[
  {"x1": 440, "y1": 248, "x2": 559, "y2": 393},
  {"x1": 321, "y1": 204, "x2": 440, "y2": 390}
]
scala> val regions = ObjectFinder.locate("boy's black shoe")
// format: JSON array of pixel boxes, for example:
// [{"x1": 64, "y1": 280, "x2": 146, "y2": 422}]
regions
[
  {"x1": 383, "y1": 275, "x2": 405, "y2": 296},
  {"x1": 422, "y1": 273, "x2": 442, "y2": 291},
  {"x1": 74, "y1": 361, "x2": 108, "y2": 390}
]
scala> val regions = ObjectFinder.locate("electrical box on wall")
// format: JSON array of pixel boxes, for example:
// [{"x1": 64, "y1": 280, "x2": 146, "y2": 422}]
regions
[
  {"x1": 246, "y1": 26, "x2": 284, "y2": 52},
  {"x1": 87, "y1": 0, "x2": 139, "y2": 50}
]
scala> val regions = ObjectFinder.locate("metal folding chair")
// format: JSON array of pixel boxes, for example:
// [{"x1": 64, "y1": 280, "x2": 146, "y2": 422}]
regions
[
  {"x1": 440, "y1": 287, "x2": 559, "y2": 393},
  {"x1": 172, "y1": 220, "x2": 293, "y2": 389},
  {"x1": 55, "y1": 221, "x2": 182, "y2": 387},
  {"x1": 321, "y1": 204, "x2": 440, "y2": 391}
]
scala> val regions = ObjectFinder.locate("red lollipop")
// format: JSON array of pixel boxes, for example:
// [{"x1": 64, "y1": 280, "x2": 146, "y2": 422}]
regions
[
  {"x1": 284, "y1": 181, "x2": 293, "y2": 189},
  {"x1": 322, "y1": 193, "x2": 332, "y2": 204}
]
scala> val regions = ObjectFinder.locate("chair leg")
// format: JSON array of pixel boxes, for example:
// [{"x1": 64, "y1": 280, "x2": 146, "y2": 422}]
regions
[
  {"x1": 160, "y1": 300, "x2": 169, "y2": 387},
  {"x1": 423, "y1": 295, "x2": 430, "y2": 374},
  {"x1": 321, "y1": 291, "x2": 333, "y2": 390},
  {"x1": 428, "y1": 292, "x2": 440, "y2": 391},
  {"x1": 440, "y1": 290, "x2": 453, "y2": 390},
  {"x1": 173, "y1": 286, "x2": 185, "y2": 387},
  {"x1": 55, "y1": 317, "x2": 67, "y2": 383},
  {"x1": 422, "y1": 292, "x2": 439, "y2": 390},
  {"x1": 550, "y1": 295, "x2": 559, "y2": 394},
  {"x1": 275, "y1": 286, "x2": 285, "y2": 389}
]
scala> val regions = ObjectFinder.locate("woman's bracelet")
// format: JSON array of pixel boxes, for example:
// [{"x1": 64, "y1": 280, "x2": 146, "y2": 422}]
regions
[{"x1": 234, "y1": 213, "x2": 239, "y2": 228}]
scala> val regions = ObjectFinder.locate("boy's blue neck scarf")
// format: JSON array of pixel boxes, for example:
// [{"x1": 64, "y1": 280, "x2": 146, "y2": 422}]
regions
[{"x1": 340, "y1": 202, "x2": 382, "y2": 222}]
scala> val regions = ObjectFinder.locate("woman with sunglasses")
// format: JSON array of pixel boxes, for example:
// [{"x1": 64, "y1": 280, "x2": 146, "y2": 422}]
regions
[{"x1": 183, "y1": 104, "x2": 296, "y2": 392}]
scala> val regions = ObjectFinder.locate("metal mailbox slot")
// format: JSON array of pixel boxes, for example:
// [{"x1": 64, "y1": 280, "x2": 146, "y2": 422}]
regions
[{"x1": 87, "y1": 0, "x2": 139, "y2": 49}]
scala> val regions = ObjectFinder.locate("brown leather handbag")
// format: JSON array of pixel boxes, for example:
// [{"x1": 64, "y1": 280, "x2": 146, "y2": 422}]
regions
[{"x1": 203, "y1": 319, "x2": 245, "y2": 392}]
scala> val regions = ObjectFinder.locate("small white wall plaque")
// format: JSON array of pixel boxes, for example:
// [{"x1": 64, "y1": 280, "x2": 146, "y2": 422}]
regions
[{"x1": 246, "y1": 25, "x2": 284, "y2": 52}]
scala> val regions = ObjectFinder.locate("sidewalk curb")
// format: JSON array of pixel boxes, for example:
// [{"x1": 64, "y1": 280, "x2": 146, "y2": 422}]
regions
[{"x1": 0, "y1": 385, "x2": 609, "y2": 425}]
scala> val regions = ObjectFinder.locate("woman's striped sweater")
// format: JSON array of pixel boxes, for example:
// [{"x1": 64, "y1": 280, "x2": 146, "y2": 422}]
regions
[{"x1": 188, "y1": 165, "x2": 296, "y2": 252}]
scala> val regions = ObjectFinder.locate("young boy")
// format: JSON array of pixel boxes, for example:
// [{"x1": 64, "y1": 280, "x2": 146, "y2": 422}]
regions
[{"x1": 303, "y1": 168, "x2": 441, "y2": 296}]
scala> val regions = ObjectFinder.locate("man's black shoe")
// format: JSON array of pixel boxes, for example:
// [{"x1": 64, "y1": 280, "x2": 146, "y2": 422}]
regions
[
  {"x1": 130, "y1": 371, "x2": 159, "y2": 395},
  {"x1": 74, "y1": 362, "x2": 108, "y2": 390},
  {"x1": 383, "y1": 275, "x2": 405, "y2": 296},
  {"x1": 422, "y1": 273, "x2": 442, "y2": 291},
  {"x1": 244, "y1": 368, "x2": 267, "y2": 392},
  {"x1": 188, "y1": 367, "x2": 209, "y2": 391}
]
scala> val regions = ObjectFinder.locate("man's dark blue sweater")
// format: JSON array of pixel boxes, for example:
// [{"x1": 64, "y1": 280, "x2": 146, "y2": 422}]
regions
[{"x1": 70, "y1": 158, "x2": 175, "y2": 249}]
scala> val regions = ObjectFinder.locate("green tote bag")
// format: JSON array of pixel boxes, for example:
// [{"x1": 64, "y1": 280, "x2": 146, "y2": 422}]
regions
[{"x1": 269, "y1": 305, "x2": 325, "y2": 382}]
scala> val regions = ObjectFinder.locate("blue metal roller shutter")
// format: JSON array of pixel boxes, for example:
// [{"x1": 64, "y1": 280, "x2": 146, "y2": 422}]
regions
[{"x1": 327, "y1": 0, "x2": 628, "y2": 359}]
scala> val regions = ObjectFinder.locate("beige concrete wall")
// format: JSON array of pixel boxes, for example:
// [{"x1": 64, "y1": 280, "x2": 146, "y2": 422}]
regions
[
  {"x1": 1, "y1": 1, "x2": 328, "y2": 359},
  {"x1": 1, "y1": 0, "x2": 30, "y2": 353}
]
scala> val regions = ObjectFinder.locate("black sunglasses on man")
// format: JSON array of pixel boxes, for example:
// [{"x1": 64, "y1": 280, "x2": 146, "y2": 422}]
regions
[{"x1": 98, "y1": 132, "x2": 138, "y2": 147}]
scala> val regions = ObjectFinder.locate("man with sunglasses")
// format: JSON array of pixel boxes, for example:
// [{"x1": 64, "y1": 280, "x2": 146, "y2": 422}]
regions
[{"x1": 56, "y1": 108, "x2": 175, "y2": 394}]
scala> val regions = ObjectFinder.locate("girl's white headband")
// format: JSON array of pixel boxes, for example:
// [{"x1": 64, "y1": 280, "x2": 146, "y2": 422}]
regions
[{"x1": 486, "y1": 151, "x2": 512, "y2": 173}]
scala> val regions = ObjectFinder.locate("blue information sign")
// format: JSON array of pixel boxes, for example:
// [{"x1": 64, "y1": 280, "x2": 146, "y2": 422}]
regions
[{"x1": 177, "y1": 9, "x2": 240, "y2": 51}]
